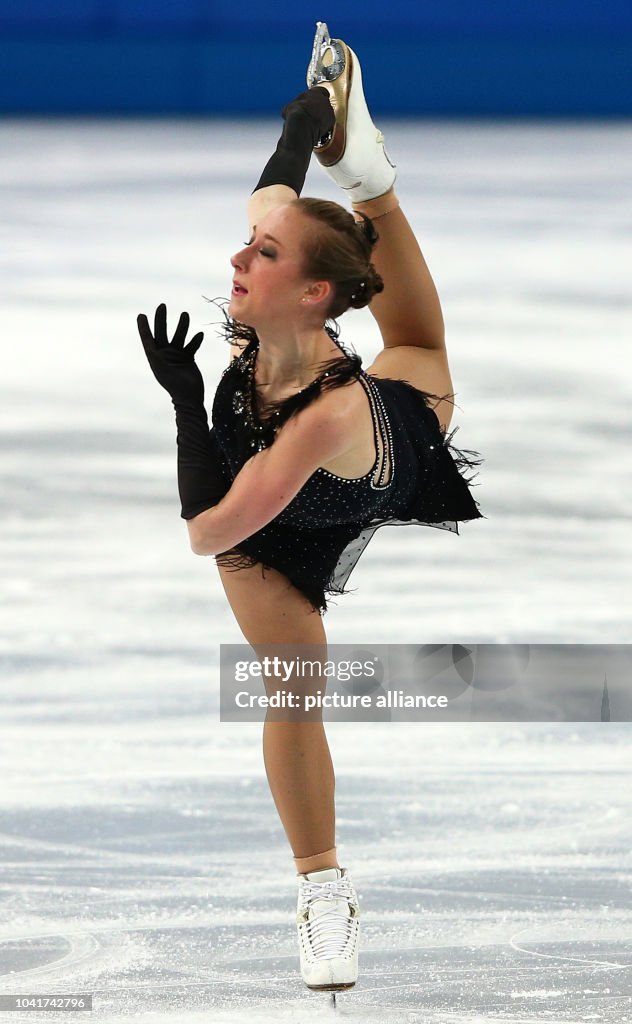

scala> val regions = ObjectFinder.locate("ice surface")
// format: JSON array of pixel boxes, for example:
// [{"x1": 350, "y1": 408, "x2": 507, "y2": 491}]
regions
[{"x1": 0, "y1": 119, "x2": 631, "y2": 1021}]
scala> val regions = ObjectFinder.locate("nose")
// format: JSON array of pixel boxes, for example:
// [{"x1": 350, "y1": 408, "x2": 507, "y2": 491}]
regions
[{"x1": 230, "y1": 244, "x2": 249, "y2": 271}]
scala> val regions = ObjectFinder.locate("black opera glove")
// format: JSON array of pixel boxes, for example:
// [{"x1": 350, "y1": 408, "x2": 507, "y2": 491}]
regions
[
  {"x1": 253, "y1": 87, "x2": 335, "y2": 195},
  {"x1": 137, "y1": 302, "x2": 205, "y2": 407},
  {"x1": 137, "y1": 303, "x2": 230, "y2": 520}
]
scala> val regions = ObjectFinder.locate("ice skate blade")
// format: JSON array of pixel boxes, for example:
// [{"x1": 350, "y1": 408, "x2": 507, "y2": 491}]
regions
[
  {"x1": 306, "y1": 980, "x2": 356, "y2": 991},
  {"x1": 307, "y1": 21, "x2": 346, "y2": 87},
  {"x1": 306, "y1": 23, "x2": 353, "y2": 166}
]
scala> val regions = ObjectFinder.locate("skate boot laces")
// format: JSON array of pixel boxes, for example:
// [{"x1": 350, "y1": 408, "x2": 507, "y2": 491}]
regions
[{"x1": 297, "y1": 876, "x2": 359, "y2": 960}]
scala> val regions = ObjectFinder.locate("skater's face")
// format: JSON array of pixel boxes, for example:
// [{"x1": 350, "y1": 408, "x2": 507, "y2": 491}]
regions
[{"x1": 229, "y1": 205, "x2": 332, "y2": 328}]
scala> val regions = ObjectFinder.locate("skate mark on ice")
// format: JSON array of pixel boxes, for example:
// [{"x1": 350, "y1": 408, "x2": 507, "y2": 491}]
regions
[
  {"x1": 0, "y1": 931, "x2": 100, "y2": 981},
  {"x1": 509, "y1": 927, "x2": 631, "y2": 970}
]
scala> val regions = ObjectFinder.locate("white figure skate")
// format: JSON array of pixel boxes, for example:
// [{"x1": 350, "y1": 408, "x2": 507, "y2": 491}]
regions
[
  {"x1": 306, "y1": 21, "x2": 396, "y2": 203},
  {"x1": 296, "y1": 865, "x2": 360, "y2": 991}
]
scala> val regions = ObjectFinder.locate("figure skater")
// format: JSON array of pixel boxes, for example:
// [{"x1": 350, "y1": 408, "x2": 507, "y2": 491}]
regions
[{"x1": 137, "y1": 22, "x2": 483, "y2": 994}]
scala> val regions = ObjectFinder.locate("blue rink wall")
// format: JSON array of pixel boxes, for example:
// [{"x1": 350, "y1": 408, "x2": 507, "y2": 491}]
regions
[{"x1": 1, "y1": 0, "x2": 631, "y2": 115}]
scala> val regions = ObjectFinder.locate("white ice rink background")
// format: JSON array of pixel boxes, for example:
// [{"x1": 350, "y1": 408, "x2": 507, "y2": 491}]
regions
[{"x1": 0, "y1": 120, "x2": 630, "y2": 1021}]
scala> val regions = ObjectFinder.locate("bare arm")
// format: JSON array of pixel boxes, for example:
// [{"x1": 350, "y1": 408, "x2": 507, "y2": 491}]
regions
[
  {"x1": 247, "y1": 184, "x2": 297, "y2": 234},
  {"x1": 352, "y1": 197, "x2": 445, "y2": 352},
  {"x1": 186, "y1": 391, "x2": 355, "y2": 555}
]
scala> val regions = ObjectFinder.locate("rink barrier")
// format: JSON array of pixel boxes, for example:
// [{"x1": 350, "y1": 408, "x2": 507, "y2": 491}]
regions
[{"x1": 0, "y1": 23, "x2": 631, "y2": 115}]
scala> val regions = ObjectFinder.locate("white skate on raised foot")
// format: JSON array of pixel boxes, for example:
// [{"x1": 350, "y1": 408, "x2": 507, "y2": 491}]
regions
[
  {"x1": 296, "y1": 865, "x2": 360, "y2": 1000},
  {"x1": 306, "y1": 21, "x2": 396, "y2": 203}
]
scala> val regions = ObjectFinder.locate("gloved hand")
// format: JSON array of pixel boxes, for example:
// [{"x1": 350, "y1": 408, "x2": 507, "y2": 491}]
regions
[
  {"x1": 137, "y1": 303, "x2": 231, "y2": 520},
  {"x1": 280, "y1": 87, "x2": 336, "y2": 148},
  {"x1": 252, "y1": 87, "x2": 335, "y2": 195},
  {"x1": 137, "y1": 303, "x2": 205, "y2": 407}
]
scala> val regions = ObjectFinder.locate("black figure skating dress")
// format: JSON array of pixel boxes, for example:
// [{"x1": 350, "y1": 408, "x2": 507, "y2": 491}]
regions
[{"x1": 209, "y1": 329, "x2": 484, "y2": 612}]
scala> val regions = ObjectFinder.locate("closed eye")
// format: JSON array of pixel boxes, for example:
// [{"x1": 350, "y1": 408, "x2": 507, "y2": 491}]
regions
[{"x1": 243, "y1": 240, "x2": 275, "y2": 258}]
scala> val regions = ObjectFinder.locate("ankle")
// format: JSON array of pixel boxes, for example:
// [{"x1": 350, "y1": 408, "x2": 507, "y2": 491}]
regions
[
  {"x1": 352, "y1": 187, "x2": 400, "y2": 220},
  {"x1": 293, "y1": 846, "x2": 339, "y2": 874}
]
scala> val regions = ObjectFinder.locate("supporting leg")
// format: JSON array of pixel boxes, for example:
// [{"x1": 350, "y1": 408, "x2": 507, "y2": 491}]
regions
[
  {"x1": 263, "y1": 720, "x2": 340, "y2": 871},
  {"x1": 293, "y1": 846, "x2": 339, "y2": 874},
  {"x1": 217, "y1": 558, "x2": 339, "y2": 869}
]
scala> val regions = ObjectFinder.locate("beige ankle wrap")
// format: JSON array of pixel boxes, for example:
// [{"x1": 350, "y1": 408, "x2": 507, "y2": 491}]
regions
[
  {"x1": 352, "y1": 188, "x2": 400, "y2": 219},
  {"x1": 293, "y1": 846, "x2": 339, "y2": 874}
]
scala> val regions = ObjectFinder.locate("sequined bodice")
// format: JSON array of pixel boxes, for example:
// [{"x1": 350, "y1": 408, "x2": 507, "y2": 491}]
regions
[
  {"x1": 211, "y1": 335, "x2": 411, "y2": 529},
  {"x1": 229, "y1": 339, "x2": 345, "y2": 454},
  {"x1": 210, "y1": 332, "x2": 483, "y2": 612}
]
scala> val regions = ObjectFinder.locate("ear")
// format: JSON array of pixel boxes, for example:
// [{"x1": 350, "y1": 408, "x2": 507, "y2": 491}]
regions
[{"x1": 302, "y1": 280, "x2": 333, "y2": 307}]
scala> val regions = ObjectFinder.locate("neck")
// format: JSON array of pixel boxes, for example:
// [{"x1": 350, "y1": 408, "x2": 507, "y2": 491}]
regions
[{"x1": 254, "y1": 322, "x2": 340, "y2": 389}]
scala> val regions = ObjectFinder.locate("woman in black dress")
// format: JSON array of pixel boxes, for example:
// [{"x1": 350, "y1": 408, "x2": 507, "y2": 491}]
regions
[{"x1": 138, "y1": 23, "x2": 482, "y2": 993}]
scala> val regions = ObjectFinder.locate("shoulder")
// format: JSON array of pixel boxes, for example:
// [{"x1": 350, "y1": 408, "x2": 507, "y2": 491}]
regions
[
  {"x1": 264, "y1": 376, "x2": 366, "y2": 471},
  {"x1": 283, "y1": 373, "x2": 366, "y2": 437},
  {"x1": 365, "y1": 346, "x2": 454, "y2": 432},
  {"x1": 267, "y1": 375, "x2": 366, "y2": 472}
]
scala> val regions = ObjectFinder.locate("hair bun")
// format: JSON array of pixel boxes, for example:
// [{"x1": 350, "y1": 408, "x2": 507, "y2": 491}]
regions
[
  {"x1": 355, "y1": 212, "x2": 379, "y2": 247},
  {"x1": 349, "y1": 264, "x2": 384, "y2": 309},
  {"x1": 349, "y1": 280, "x2": 366, "y2": 305}
]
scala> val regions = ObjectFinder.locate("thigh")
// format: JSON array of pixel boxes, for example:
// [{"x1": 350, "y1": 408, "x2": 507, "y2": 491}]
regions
[
  {"x1": 365, "y1": 345, "x2": 455, "y2": 432},
  {"x1": 216, "y1": 554, "x2": 326, "y2": 647}
]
